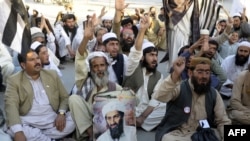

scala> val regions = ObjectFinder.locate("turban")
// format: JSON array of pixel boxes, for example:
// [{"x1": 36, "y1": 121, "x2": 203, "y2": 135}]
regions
[
  {"x1": 87, "y1": 51, "x2": 109, "y2": 64},
  {"x1": 102, "y1": 101, "x2": 126, "y2": 117}
]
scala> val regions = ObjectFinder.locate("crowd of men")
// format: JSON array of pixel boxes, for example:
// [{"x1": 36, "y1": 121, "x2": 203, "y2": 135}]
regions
[{"x1": 1, "y1": 0, "x2": 250, "y2": 141}]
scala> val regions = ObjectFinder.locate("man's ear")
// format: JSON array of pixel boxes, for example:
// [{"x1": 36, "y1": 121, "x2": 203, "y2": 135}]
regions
[
  {"x1": 20, "y1": 62, "x2": 25, "y2": 70},
  {"x1": 188, "y1": 69, "x2": 192, "y2": 78},
  {"x1": 141, "y1": 56, "x2": 145, "y2": 61}
]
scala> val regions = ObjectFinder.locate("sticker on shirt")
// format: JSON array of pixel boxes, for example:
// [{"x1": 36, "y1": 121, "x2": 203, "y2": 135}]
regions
[
  {"x1": 184, "y1": 106, "x2": 190, "y2": 114},
  {"x1": 199, "y1": 119, "x2": 210, "y2": 128}
]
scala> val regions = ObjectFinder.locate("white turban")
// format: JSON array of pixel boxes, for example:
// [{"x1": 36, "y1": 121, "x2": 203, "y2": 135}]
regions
[
  {"x1": 238, "y1": 41, "x2": 250, "y2": 49},
  {"x1": 102, "y1": 101, "x2": 126, "y2": 117},
  {"x1": 87, "y1": 51, "x2": 110, "y2": 64},
  {"x1": 102, "y1": 32, "x2": 118, "y2": 43},
  {"x1": 142, "y1": 39, "x2": 155, "y2": 50},
  {"x1": 30, "y1": 41, "x2": 42, "y2": 50}
]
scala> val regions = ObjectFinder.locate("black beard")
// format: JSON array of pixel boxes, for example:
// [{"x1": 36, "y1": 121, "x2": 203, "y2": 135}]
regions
[
  {"x1": 121, "y1": 38, "x2": 134, "y2": 52},
  {"x1": 109, "y1": 117, "x2": 124, "y2": 140},
  {"x1": 141, "y1": 59, "x2": 157, "y2": 73},
  {"x1": 43, "y1": 61, "x2": 50, "y2": 66},
  {"x1": 191, "y1": 75, "x2": 211, "y2": 95},
  {"x1": 235, "y1": 53, "x2": 249, "y2": 66}
]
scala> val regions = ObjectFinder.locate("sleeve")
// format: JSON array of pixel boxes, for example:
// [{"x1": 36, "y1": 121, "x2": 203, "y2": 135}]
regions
[
  {"x1": 75, "y1": 50, "x2": 89, "y2": 90},
  {"x1": 125, "y1": 46, "x2": 142, "y2": 76},
  {"x1": 152, "y1": 75, "x2": 181, "y2": 103},
  {"x1": 211, "y1": 59, "x2": 227, "y2": 89},
  {"x1": 55, "y1": 71, "x2": 69, "y2": 111},
  {"x1": 4, "y1": 77, "x2": 22, "y2": 127},
  {"x1": 214, "y1": 91, "x2": 232, "y2": 138},
  {"x1": 230, "y1": 71, "x2": 248, "y2": 111}
]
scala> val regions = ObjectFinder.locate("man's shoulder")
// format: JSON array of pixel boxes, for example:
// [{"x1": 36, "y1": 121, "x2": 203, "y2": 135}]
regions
[{"x1": 40, "y1": 69, "x2": 58, "y2": 78}]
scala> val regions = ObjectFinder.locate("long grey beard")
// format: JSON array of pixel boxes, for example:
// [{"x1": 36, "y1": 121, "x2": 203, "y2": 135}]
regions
[{"x1": 91, "y1": 71, "x2": 109, "y2": 87}]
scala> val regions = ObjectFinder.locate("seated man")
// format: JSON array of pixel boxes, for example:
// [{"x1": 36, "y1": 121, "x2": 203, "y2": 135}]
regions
[
  {"x1": 30, "y1": 41, "x2": 62, "y2": 78},
  {"x1": 122, "y1": 15, "x2": 166, "y2": 132},
  {"x1": 154, "y1": 57, "x2": 231, "y2": 141},
  {"x1": 220, "y1": 41, "x2": 250, "y2": 100},
  {"x1": 4, "y1": 50, "x2": 75, "y2": 141},
  {"x1": 69, "y1": 14, "x2": 122, "y2": 141},
  {"x1": 227, "y1": 65, "x2": 250, "y2": 124},
  {"x1": 97, "y1": 101, "x2": 136, "y2": 141}
]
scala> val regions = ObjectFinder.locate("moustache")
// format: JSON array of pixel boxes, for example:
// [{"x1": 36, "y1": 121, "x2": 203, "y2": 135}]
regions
[{"x1": 35, "y1": 63, "x2": 41, "y2": 67}]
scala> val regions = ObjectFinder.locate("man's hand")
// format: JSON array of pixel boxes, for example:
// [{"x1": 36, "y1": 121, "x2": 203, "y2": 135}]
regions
[
  {"x1": 98, "y1": 6, "x2": 107, "y2": 18},
  {"x1": 136, "y1": 116, "x2": 145, "y2": 127},
  {"x1": 139, "y1": 15, "x2": 150, "y2": 30},
  {"x1": 55, "y1": 114, "x2": 66, "y2": 132},
  {"x1": 115, "y1": 0, "x2": 129, "y2": 11},
  {"x1": 14, "y1": 131, "x2": 26, "y2": 141},
  {"x1": 189, "y1": 36, "x2": 204, "y2": 53},
  {"x1": 84, "y1": 14, "x2": 96, "y2": 40},
  {"x1": 172, "y1": 57, "x2": 186, "y2": 83}
]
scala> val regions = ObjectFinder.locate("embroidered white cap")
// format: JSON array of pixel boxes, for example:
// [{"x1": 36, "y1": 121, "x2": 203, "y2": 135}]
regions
[
  {"x1": 101, "y1": 15, "x2": 113, "y2": 21},
  {"x1": 30, "y1": 41, "x2": 42, "y2": 50},
  {"x1": 102, "y1": 101, "x2": 126, "y2": 117},
  {"x1": 102, "y1": 32, "x2": 119, "y2": 43},
  {"x1": 87, "y1": 51, "x2": 110, "y2": 64},
  {"x1": 142, "y1": 39, "x2": 155, "y2": 50},
  {"x1": 233, "y1": 13, "x2": 241, "y2": 17},
  {"x1": 200, "y1": 29, "x2": 209, "y2": 35},
  {"x1": 238, "y1": 41, "x2": 250, "y2": 48}
]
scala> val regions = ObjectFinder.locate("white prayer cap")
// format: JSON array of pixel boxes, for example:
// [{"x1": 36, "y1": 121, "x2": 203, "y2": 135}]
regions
[
  {"x1": 101, "y1": 15, "x2": 113, "y2": 21},
  {"x1": 233, "y1": 13, "x2": 241, "y2": 17},
  {"x1": 200, "y1": 29, "x2": 209, "y2": 35},
  {"x1": 87, "y1": 51, "x2": 110, "y2": 64},
  {"x1": 238, "y1": 41, "x2": 250, "y2": 48},
  {"x1": 30, "y1": 41, "x2": 42, "y2": 50},
  {"x1": 142, "y1": 39, "x2": 155, "y2": 50},
  {"x1": 30, "y1": 27, "x2": 45, "y2": 40},
  {"x1": 102, "y1": 32, "x2": 119, "y2": 43},
  {"x1": 102, "y1": 101, "x2": 126, "y2": 117}
]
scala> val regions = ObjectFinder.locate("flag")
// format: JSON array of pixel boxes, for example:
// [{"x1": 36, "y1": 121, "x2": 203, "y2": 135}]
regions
[
  {"x1": 230, "y1": 0, "x2": 250, "y2": 18},
  {"x1": 0, "y1": 0, "x2": 31, "y2": 55},
  {"x1": 160, "y1": 0, "x2": 222, "y2": 63}
]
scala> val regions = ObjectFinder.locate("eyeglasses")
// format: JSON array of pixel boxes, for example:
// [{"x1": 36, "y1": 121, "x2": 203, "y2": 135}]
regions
[{"x1": 194, "y1": 69, "x2": 211, "y2": 75}]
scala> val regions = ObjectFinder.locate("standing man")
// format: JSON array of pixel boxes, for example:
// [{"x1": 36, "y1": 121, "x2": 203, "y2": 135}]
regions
[
  {"x1": 154, "y1": 57, "x2": 231, "y2": 141},
  {"x1": 4, "y1": 50, "x2": 75, "y2": 141},
  {"x1": 122, "y1": 15, "x2": 166, "y2": 132},
  {"x1": 54, "y1": 14, "x2": 78, "y2": 63}
]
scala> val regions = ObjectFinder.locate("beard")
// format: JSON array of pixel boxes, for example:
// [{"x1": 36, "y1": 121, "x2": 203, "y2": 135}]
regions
[
  {"x1": 121, "y1": 38, "x2": 134, "y2": 52},
  {"x1": 235, "y1": 53, "x2": 249, "y2": 66},
  {"x1": 141, "y1": 59, "x2": 157, "y2": 73},
  {"x1": 91, "y1": 70, "x2": 109, "y2": 87},
  {"x1": 191, "y1": 75, "x2": 211, "y2": 95},
  {"x1": 109, "y1": 117, "x2": 124, "y2": 140}
]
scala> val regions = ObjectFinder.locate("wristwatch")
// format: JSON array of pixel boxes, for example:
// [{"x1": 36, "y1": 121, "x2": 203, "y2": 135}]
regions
[{"x1": 58, "y1": 111, "x2": 65, "y2": 115}]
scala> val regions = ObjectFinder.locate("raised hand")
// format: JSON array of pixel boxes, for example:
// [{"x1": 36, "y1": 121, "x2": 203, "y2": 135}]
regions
[
  {"x1": 84, "y1": 14, "x2": 96, "y2": 39},
  {"x1": 115, "y1": 0, "x2": 129, "y2": 11},
  {"x1": 172, "y1": 57, "x2": 186, "y2": 81},
  {"x1": 99, "y1": 6, "x2": 107, "y2": 18},
  {"x1": 139, "y1": 15, "x2": 150, "y2": 30}
]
